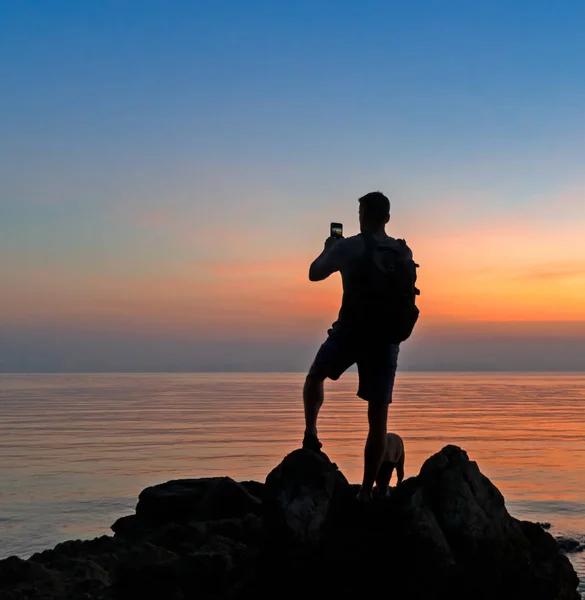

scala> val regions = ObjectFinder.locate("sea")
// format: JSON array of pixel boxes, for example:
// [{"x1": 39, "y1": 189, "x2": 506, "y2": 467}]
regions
[{"x1": 1, "y1": 372, "x2": 583, "y2": 596}]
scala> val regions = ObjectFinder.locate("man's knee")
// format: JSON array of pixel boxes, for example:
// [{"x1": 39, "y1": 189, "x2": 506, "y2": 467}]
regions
[{"x1": 305, "y1": 371, "x2": 325, "y2": 386}]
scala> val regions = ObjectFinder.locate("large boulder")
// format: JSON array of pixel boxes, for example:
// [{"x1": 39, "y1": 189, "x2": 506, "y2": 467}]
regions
[
  {"x1": 388, "y1": 445, "x2": 581, "y2": 600},
  {"x1": 263, "y1": 448, "x2": 349, "y2": 546},
  {"x1": 135, "y1": 477, "x2": 262, "y2": 523}
]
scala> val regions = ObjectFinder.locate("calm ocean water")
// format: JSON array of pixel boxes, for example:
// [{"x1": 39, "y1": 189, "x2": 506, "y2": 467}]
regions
[{"x1": 1, "y1": 372, "x2": 583, "y2": 594}]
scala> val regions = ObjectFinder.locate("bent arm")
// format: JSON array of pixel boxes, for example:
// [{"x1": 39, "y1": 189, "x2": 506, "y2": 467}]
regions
[{"x1": 308, "y1": 241, "x2": 344, "y2": 281}]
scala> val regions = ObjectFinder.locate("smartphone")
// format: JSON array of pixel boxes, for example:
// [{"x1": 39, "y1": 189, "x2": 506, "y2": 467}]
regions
[{"x1": 330, "y1": 222, "x2": 343, "y2": 238}]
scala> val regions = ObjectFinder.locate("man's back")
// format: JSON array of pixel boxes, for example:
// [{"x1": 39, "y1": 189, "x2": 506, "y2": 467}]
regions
[
  {"x1": 334, "y1": 233, "x2": 412, "y2": 293},
  {"x1": 322, "y1": 233, "x2": 415, "y2": 338}
]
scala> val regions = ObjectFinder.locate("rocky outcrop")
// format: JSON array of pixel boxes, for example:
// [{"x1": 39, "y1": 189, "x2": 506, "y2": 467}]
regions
[
  {"x1": 263, "y1": 448, "x2": 349, "y2": 546},
  {"x1": 556, "y1": 537, "x2": 585, "y2": 554},
  {"x1": 133, "y1": 477, "x2": 263, "y2": 523},
  {"x1": 0, "y1": 445, "x2": 580, "y2": 600}
]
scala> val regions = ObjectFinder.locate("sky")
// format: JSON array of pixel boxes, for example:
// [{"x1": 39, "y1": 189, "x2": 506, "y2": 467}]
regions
[{"x1": 1, "y1": 0, "x2": 585, "y2": 372}]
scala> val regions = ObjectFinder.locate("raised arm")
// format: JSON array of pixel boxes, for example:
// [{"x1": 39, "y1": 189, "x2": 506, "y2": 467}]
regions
[{"x1": 308, "y1": 238, "x2": 345, "y2": 281}]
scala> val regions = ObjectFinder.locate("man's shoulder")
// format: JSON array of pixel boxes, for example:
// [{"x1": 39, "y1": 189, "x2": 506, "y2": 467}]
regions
[
  {"x1": 342, "y1": 233, "x2": 365, "y2": 244},
  {"x1": 336, "y1": 234, "x2": 366, "y2": 255},
  {"x1": 338, "y1": 234, "x2": 414, "y2": 260}
]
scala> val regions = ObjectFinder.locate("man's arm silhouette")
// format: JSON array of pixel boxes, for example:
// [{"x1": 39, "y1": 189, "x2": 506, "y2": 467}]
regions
[{"x1": 308, "y1": 237, "x2": 345, "y2": 281}]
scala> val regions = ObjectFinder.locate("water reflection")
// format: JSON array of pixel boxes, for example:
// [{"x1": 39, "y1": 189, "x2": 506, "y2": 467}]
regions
[{"x1": 1, "y1": 372, "x2": 583, "y2": 593}]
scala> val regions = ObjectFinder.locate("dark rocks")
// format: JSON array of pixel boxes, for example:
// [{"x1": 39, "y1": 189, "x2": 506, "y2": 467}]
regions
[
  {"x1": 0, "y1": 556, "x2": 64, "y2": 600},
  {"x1": 388, "y1": 446, "x2": 580, "y2": 600},
  {"x1": 112, "y1": 512, "x2": 264, "y2": 557},
  {"x1": 0, "y1": 556, "x2": 57, "y2": 588},
  {"x1": 0, "y1": 445, "x2": 581, "y2": 600},
  {"x1": 556, "y1": 537, "x2": 585, "y2": 554},
  {"x1": 112, "y1": 535, "x2": 251, "y2": 600},
  {"x1": 539, "y1": 522, "x2": 552, "y2": 530},
  {"x1": 263, "y1": 448, "x2": 348, "y2": 546},
  {"x1": 135, "y1": 476, "x2": 262, "y2": 523}
]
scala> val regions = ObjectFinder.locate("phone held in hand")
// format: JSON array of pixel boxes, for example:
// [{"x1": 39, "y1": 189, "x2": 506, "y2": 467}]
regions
[{"x1": 330, "y1": 222, "x2": 343, "y2": 238}]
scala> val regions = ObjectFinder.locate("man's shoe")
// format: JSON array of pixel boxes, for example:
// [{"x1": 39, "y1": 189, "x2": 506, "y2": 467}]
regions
[{"x1": 302, "y1": 432, "x2": 323, "y2": 452}]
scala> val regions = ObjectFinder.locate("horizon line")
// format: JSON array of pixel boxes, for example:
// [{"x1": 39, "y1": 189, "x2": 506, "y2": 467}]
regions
[{"x1": 2, "y1": 369, "x2": 585, "y2": 375}]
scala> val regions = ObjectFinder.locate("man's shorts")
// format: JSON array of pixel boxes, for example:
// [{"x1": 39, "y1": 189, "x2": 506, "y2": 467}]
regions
[{"x1": 308, "y1": 325, "x2": 400, "y2": 405}]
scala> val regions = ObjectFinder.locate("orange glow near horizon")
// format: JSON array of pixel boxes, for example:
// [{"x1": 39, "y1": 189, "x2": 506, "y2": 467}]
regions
[{"x1": 2, "y1": 204, "x2": 585, "y2": 336}]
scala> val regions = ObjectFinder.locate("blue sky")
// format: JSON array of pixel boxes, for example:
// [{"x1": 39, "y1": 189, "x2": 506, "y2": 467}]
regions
[{"x1": 1, "y1": 1, "x2": 585, "y2": 371}]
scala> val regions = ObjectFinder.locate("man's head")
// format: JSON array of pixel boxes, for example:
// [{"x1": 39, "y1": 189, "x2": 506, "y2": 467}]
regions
[{"x1": 358, "y1": 191, "x2": 390, "y2": 232}]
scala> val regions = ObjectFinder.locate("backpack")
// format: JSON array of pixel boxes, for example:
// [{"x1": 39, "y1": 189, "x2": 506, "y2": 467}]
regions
[{"x1": 349, "y1": 233, "x2": 420, "y2": 343}]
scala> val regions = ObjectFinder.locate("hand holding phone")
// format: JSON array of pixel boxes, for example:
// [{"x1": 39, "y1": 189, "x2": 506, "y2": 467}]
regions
[
  {"x1": 324, "y1": 222, "x2": 343, "y2": 251},
  {"x1": 330, "y1": 222, "x2": 343, "y2": 238}
]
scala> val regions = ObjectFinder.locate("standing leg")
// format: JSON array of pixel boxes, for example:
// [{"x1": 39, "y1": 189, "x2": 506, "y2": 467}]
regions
[
  {"x1": 358, "y1": 401, "x2": 389, "y2": 499},
  {"x1": 356, "y1": 343, "x2": 399, "y2": 501},
  {"x1": 302, "y1": 373, "x2": 325, "y2": 450}
]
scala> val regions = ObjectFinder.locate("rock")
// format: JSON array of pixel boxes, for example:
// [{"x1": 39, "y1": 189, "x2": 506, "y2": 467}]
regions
[
  {"x1": 0, "y1": 556, "x2": 56, "y2": 588},
  {"x1": 112, "y1": 535, "x2": 251, "y2": 600},
  {"x1": 539, "y1": 522, "x2": 552, "y2": 530},
  {"x1": 0, "y1": 556, "x2": 65, "y2": 600},
  {"x1": 0, "y1": 446, "x2": 580, "y2": 600},
  {"x1": 263, "y1": 448, "x2": 349, "y2": 546},
  {"x1": 112, "y1": 517, "x2": 208, "y2": 554},
  {"x1": 556, "y1": 537, "x2": 585, "y2": 554},
  {"x1": 112, "y1": 513, "x2": 264, "y2": 557},
  {"x1": 240, "y1": 480, "x2": 264, "y2": 501},
  {"x1": 389, "y1": 445, "x2": 581, "y2": 600},
  {"x1": 30, "y1": 536, "x2": 177, "y2": 575},
  {"x1": 7, "y1": 536, "x2": 177, "y2": 600},
  {"x1": 135, "y1": 477, "x2": 262, "y2": 523},
  {"x1": 415, "y1": 445, "x2": 513, "y2": 546}
]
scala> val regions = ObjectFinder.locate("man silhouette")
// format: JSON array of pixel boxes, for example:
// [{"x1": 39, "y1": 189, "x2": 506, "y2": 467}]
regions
[{"x1": 302, "y1": 191, "x2": 415, "y2": 501}]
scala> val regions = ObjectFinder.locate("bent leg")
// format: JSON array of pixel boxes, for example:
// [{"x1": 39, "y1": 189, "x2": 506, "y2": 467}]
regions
[{"x1": 303, "y1": 326, "x2": 355, "y2": 451}]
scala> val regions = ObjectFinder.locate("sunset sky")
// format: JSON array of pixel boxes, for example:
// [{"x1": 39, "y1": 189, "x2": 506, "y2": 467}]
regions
[{"x1": 1, "y1": 1, "x2": 585, "y2": 371}]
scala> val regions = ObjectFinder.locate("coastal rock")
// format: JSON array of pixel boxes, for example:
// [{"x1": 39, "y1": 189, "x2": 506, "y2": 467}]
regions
[
  {"x1": 0, "y1": 537, "x2": 176, "y2": 600},
  {"x1": 0, "y1": 556, "x2": 64, "y2": 600},
  {"x1": 135, "y1": 476, "x2": 262, "y2": 523},
  {"x1": 112, "y1": 513, "x2": 264, "y2": 556},
  {"x1": 263, "y1": 448, "x2": 349, "y2": 546},
  {"x1": 388, "y1": 445, "x2": 580, "y2": 599},
  {"x1": 0, "y1": 556, "x2": 57, "y2": 588},
  {"x1": 0, "y1": 445, "x2": 580, "y2": 600},
  {"x1": 112, "y1": 535, "x2": 251, "y2": 600},
  {"x1": 556, "y1": 536, "x2": 585, "y2": 554}
]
